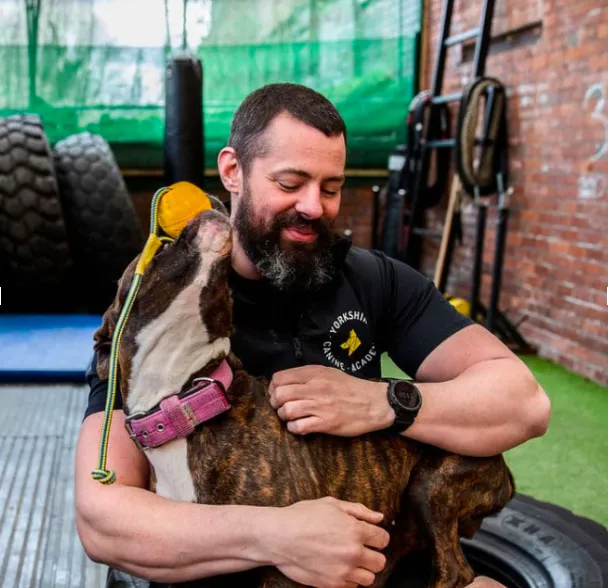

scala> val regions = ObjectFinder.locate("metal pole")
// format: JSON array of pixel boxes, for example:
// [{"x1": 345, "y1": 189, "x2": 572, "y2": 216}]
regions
[
  {"x1": 486, "y1": 176, "x2": 510, "y2": 333},
  {"x1": 431, "y1": 0, "x2": 454, "y2": 96},
  {"x1": 473, "y1": 0, "x2": 497, "y2": 78},
  {"x1": 25, "y1": 0, "x2": 41, "y2": 109},
  {"x1": 371, "y1": 185, "x2": 381, "y2": 250},
  {"x1": 486, "y1": 205, "x2": 508, "y2": 333},
  {"x1": 469, "y1": 198, "x2": 486, "y2": 323}
]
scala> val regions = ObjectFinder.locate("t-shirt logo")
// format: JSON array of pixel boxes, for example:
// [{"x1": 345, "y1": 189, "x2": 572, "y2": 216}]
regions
[
  {"x1": 340, "y1": 329, "x2": 361, "y2": 356},
  {"x1": 323, "y1": 311, "x2": 377, "y2": 373}
]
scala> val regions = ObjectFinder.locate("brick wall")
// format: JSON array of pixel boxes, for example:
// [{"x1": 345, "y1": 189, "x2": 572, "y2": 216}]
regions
[{"x1": 413, "y1": 0, "x2": 607, "y2": 385}]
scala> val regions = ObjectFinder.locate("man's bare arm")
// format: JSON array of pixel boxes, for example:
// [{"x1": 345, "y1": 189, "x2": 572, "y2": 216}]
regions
[
  {"x1": 399, "y1": 324, "x2": 551, "y2": 456},
  {"x1": 75, "y1": 412, "x2": 274, "y2": 581},
  {"x1": 270, "y1": 325, "x2": 550, "y2": 458},
  {"x1": 75, "y1": 411, "x2": 389, "y2": 586}
]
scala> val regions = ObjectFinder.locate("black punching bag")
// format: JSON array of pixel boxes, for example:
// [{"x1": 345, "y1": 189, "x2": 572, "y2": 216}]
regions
[{"x1": 164, "y1": 51, "x2": 205, "y2": 189}]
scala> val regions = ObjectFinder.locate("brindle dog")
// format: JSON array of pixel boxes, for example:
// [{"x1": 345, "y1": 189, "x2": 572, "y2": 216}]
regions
[{"x1": 94, "y1": 208, "x2": 515, "y2": 588}]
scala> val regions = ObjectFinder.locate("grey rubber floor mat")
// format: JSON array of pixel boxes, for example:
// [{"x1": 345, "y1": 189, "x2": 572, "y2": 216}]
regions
[{"x1": 0, "y1": 384, "x2": 108, "y2": 588}]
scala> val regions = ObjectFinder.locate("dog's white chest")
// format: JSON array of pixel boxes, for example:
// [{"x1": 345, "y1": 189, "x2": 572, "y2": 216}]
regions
[
  {"x1": 147, "y1": 440, "x2": 197, "y2": 502},
  {"x1": 125, "y1": 270, "x2": 228, "y2": 504}
]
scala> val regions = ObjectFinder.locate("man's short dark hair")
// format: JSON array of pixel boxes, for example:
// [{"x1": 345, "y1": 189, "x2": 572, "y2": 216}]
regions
[{"x1": 227, "y1": 83, "x2": 347, "y2": 176}]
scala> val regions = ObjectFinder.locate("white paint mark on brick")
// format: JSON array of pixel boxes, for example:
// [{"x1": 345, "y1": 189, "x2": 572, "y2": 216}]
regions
[
  {"x1": 564, "y1": 296, "x2": 604, "y2": 312},
  {"x1": 578, "y1": 174, "x2": 605, "y2": 200},
  {"x1": 583, "y1": 83, "x2": 608, "y2": 163},
  {"x1": 517, "y1": 84, "x2": 537, "y2": 95},
  {"x1": 578, "y1": 82, "x2": 608, "y2": 199},
  {"x1": 520, "y1": 95, "x2": 534, "y2": 107}
]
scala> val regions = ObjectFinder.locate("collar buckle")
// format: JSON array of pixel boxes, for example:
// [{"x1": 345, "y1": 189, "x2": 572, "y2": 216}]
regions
[{"x1": 124, "y1": 411, "x2": 149, "y2": 451}]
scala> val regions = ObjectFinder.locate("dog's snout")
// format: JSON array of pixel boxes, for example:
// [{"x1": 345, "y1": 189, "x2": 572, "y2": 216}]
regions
[{"x1": 196, "y1": 212, "x2": 232, "y2": 254}]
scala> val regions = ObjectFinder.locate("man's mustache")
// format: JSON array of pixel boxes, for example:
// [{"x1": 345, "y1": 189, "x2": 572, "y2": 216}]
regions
[{"x1": 276, "y1": 212, "x2": 328, "y2": 234}]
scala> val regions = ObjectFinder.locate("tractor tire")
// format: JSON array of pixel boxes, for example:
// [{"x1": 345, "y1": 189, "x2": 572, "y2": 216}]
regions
[
  {"x1": 0, "y1": 114, "x2": 73, "y2": 311},
  {"x1": 461, "y1": 493, "x2": 608, "y2": 587},
  {"x1": 53, "y1": 132, "x2": 144, "y2": 313}
]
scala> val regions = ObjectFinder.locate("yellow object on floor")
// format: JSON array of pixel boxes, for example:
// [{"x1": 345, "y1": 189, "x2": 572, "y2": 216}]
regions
[{"x1": 445, "y1": 294, "x2": 470, "y2": 317}]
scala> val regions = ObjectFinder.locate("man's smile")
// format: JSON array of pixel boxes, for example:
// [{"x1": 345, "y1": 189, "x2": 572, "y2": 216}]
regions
[{"x1": 283, "y1": 226, "x2": 319, "y2": 243}]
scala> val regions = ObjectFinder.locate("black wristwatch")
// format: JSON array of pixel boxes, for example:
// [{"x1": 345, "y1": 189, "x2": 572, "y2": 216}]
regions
[{"x1": 382, "y1": 378, "x2": 422, "y2": 434}]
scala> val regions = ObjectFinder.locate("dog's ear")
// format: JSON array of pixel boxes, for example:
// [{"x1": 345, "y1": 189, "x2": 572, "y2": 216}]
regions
[
  {"x1": 93, "y1": 255, "x2": 140, "y2": 380},
  {"x1": 208, "y1": 193, "x2": 230, "y2": 217}
]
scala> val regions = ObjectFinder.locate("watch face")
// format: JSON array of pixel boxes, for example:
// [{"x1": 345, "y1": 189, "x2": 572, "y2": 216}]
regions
[{"x1": 393, "y1": 381, "x2": 421, "y2": 411}]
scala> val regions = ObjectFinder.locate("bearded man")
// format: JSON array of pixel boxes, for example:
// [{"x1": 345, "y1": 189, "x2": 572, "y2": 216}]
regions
[{"x1": 75, "y1": 83, "x2": 550, "y2": 588}]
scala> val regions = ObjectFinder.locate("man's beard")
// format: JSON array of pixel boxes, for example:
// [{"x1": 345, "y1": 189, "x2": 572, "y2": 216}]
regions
[{"x1": 233, "y1": 186, "x2": 340, "y2": 292}]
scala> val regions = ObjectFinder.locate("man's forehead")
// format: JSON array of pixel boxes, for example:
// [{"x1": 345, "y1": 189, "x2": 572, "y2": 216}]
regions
[{"x1": 258, "y1": 113, "x2": 346, "y2": 172}]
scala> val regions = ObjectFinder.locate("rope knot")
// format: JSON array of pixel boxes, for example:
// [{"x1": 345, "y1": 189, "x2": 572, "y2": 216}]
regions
[{"x1": 92, "y1": 468, "x2": 116, "y2": 485}]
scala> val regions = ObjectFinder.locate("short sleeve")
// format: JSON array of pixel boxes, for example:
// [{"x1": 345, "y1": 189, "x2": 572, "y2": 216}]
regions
[
  {"x1": 83, "y1": 351, "x2": 124, "y2": 420},
  {"x1": 376, "y1": 253, "x2": 474, "y2": 379}
]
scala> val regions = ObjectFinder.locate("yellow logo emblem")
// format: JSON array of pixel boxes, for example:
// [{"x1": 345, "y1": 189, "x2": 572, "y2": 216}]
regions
[{"x1": 340, "y1": 329, "x2": 361, "y2": 356}]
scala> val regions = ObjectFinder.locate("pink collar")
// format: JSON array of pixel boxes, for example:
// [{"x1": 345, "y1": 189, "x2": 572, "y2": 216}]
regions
[{"x1": 124, "y1": 359, "x2": 232, "y2": 450}]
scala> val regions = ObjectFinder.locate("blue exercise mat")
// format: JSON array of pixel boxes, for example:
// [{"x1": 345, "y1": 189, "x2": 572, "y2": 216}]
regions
[{"x1": 0, "y1": 315, "x2": 103, "y2": 383}]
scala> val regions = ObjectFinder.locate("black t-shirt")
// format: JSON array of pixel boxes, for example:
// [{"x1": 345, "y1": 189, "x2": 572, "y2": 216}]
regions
[{"x1": 84, "y1": 243, "x2": 473, "y2": 419}]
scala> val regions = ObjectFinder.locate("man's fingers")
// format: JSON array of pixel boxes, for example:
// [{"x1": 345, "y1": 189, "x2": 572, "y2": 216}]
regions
[
  {"x1": 269, "y1": 384, "x2": 311, "y2": 410},
  {"x1": 271, "y1": 364, "x2": 335, "y2": 390},
  {"x1": 347, "y1": 567, "x2": 378, "y2": 587},
  {"x1": 271, "y1": 366, "x2": 319, "y2": 387},
  {"x1": 359, "y1": 520, "x2": 391, "y2": 550},
  {"x1": 286, "y1": 416, "x2": 324, "y2": 435},
  {"x1": 357, "y1": 546, "x2": 387, "y2": 575},
  {"x1": 333, "y1": 499, "x2": 385, "y2": 525},
  {"x1": 277, "y1": 400, "x2": 316, "y2": 422},
  {"x1": 466, "y1": 577, "x2": 507, "y2": 588}
]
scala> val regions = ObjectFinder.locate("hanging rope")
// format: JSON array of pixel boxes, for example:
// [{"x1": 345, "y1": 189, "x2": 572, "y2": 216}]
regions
[{"x1": 455, "y1": 77, "x2": 508, "y2": 198}]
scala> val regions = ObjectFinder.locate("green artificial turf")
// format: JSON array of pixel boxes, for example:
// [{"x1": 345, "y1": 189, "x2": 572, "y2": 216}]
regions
[{"x1": 381, "y1": 353, "x2": 608, "y2": 527}]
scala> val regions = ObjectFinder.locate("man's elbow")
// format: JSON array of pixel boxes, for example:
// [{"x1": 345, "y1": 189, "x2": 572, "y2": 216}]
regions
[
  {"x1": 75, "y1": 507, "x2": 110, "y2": 565},
  {"x1": 522, "y1": 381, "x2": 551, "y2": 440}
]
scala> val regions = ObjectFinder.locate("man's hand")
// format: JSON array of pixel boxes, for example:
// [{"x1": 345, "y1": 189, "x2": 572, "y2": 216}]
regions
[
  {"x1": 268, "y1": 365, "x2": 393, "y2": 436},
  {"x1": 468, "y1": 578, "x2": 507, "y2": 587},
  {"x1": 266, "y1": 497, "x2": 390, "y2": 588}
]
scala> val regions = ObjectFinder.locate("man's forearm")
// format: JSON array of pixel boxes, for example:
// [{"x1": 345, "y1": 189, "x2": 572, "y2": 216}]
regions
[
  {"x1": 78, "y1": 483, "x2": 275, "y2": 583},
  {"x1": 378, "y1": 358, "x2": 550, "y2": 457}
]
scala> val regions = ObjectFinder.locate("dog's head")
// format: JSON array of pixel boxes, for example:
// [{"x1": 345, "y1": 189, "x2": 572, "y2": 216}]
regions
[{"x1": 93, "y1": 206, "x2": 233, "y2": 414}]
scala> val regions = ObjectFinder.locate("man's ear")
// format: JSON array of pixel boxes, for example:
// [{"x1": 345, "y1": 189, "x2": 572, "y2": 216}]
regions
[
  {"x1": 93, "y1": 255, "x2": 139, "y2": 380},
  {"x1": 217, "y1": 146, "x2": 241, "y2": 194}
]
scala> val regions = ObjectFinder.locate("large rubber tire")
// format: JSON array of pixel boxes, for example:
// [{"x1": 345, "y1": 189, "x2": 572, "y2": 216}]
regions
[
  {"x1": 0, "y1": 114, "x2": 73, "y2": 311},
  {"x1": 53, "y1": 132, "x2": 144, "y2": 313},
  {"x1": 388, "y1": 494, "x2": 607, "y2": 588},
  {"x1": 462, "y1": 494, "x2": 608, "y2": 587}
]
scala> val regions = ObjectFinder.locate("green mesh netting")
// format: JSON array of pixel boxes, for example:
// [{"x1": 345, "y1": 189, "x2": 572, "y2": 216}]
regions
[{"x1": 0, "y1": 0, "x2": 421, "y2": 169}]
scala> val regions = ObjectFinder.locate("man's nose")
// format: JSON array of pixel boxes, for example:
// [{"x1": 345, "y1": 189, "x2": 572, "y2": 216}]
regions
[{"x1": 295, "y1": 186, "x2": 323, "y2": 219}]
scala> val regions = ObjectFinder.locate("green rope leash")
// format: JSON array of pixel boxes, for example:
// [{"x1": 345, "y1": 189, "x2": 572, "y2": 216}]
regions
[{"x1": 91, "y1": 187, "x2": 171, "y2": 485}]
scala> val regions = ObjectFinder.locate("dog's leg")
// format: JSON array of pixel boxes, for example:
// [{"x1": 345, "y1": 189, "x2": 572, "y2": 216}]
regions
[
  {"x1": 424, "y1": 519, "x2": 474, "y2": 588},
  {"x1": 407, "y1": 487, "x2": 474, "y2": 588},
  {"x1": 405, "y1": 451, "x2": 513, "y2": 588}
]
